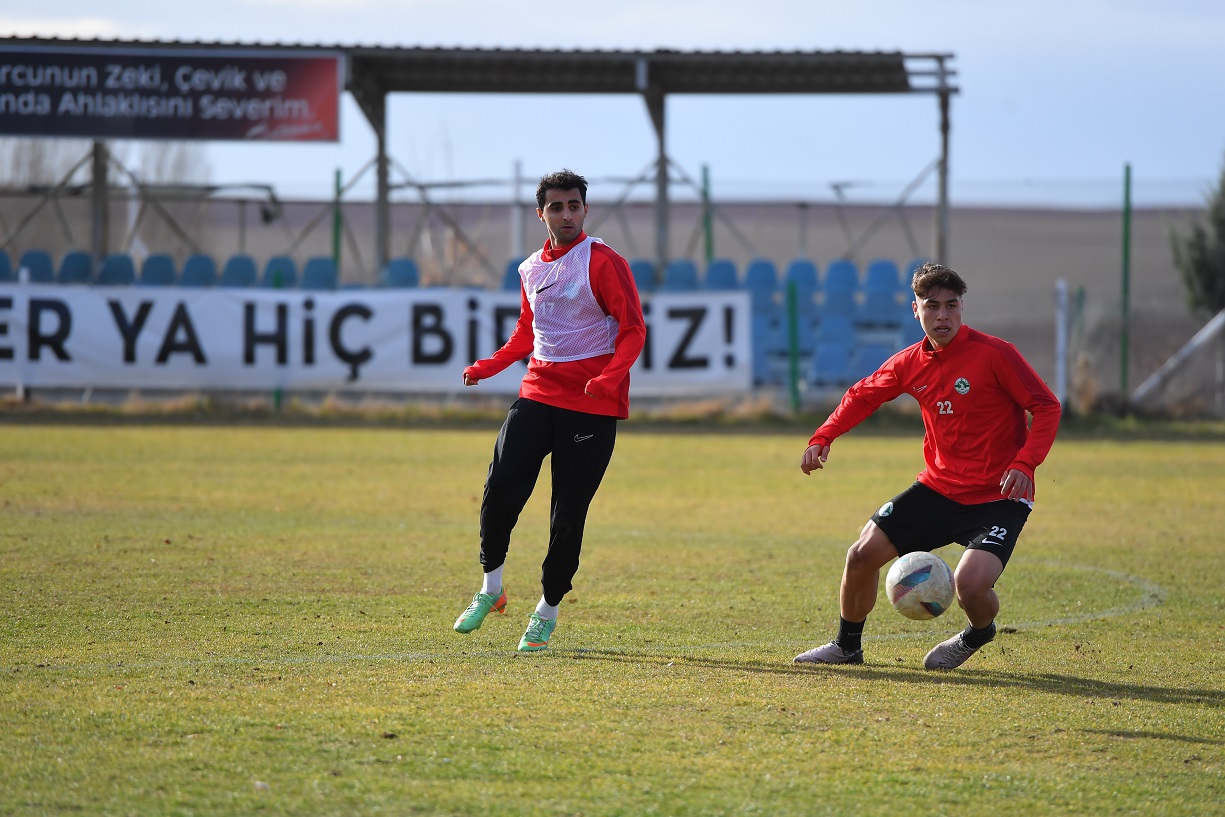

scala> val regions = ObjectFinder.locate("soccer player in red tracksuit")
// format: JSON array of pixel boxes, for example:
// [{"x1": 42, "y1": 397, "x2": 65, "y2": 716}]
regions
[
  {"x1": 452, "y1": 169, "x2": 646, "y2": 653},
  {"x1": 794, "y1": 262, "x2": 1061, "y2": 670}
]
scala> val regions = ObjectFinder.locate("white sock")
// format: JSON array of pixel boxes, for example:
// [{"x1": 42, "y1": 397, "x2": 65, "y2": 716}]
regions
[
  {"x1": 535, "y1": 597, "x2": 559, "y2": 620},
  {"x1": 481, "y1": 566, "x2": 503, "y2": 596}
]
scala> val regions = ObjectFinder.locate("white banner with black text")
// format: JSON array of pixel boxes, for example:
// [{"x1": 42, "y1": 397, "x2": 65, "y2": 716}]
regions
[{"x1": 0, "y1": 286, "x2": 751, "y2": 395}]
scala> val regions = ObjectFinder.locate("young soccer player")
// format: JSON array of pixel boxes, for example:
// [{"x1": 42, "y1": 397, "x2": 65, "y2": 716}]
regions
[
  {"x1": 794, "y1": 262, "x2": 1060, "y2": 670},
  {"x1": 453, "y1": 169, "x2": 645, "y2": 652}
]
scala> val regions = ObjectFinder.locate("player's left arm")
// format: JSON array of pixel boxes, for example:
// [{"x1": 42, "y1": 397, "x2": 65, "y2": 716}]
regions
[
  {"x1": 996, "y1": 344, "x2": 1062, "y2": 498},
  {"x1": 584, "y1": 248, "x2": 646, "y2": 399}
]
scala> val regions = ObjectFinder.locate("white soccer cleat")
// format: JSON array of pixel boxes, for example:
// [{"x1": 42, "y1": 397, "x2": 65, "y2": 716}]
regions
[{"x1": 793, "y1": 641, "x2": 864, "y2": 665}]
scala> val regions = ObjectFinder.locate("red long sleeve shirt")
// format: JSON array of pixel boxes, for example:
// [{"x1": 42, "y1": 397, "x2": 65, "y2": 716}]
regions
[
  {"x1": 809, "y1": 325, "x2": 1061, "y2": 504},
  {"x1": 464, "y1": 232, "x2": 646, "y2": 419}
]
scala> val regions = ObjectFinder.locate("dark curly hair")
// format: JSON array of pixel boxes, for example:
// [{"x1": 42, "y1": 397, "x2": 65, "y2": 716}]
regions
[
  {"x1": 536, "y1": 169, "x2": 588, "y2": 209},
  {"x1": 911, "y1": 262, "x2": 968, "y2": 298}
]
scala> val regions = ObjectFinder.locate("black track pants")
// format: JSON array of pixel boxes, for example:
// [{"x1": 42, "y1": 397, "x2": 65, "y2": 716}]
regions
[{"x1": 479, "y1": 397, "x2": 617, "y2": 605}]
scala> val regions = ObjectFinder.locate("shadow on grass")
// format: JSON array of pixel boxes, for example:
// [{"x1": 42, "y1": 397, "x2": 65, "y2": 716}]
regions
[{"x1": 565, "y1": 648, "x2": 1225, "y2": 709}]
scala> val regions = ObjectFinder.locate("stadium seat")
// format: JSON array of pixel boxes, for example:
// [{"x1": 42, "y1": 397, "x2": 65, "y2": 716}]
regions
[
  {"x1": 302, "y1": 257, "x2": 339, "y2": 290},
  {"x1": 0, "y1": 251, "x2": 12, "y2": 282},
  {"x1": 823, "y1": 258, "x2": 859, "y2": 294},
  {"x1": 95, "y1": 254, "x2": 136, "y2": 286},
  {"x1": 782, "y1": 258, "x2": 819, "y2": 351},
  {"x1": 138, "y1": 254, "x2": 177, "y2": 286},
  {"x1": 856, "y1": 289, "x2": 906, "y2": 328},
  {"x1": 380, "y1": 257, "x2": 419, "y2": 287},
  {"x1": 261, "y1": 255, "x2": 297, "y2": 289},
  {"x1": 57, "y1": 250, "x2": 94, "y2": 284},
  {"x1": 852, "y1": 342, "x2": 896, "y2": 380},
  {"x1": 750, "y1": 314, "x2": 779, "y2": 385},
  {"x1": 660, "y1": 259, "x2": 699, "y2": 292},
  {"x1": 816, "y1": 312, "x2": 856, "y2": 344},
  {"x1": 901, "y1": 314, "x2": 927, "y2": 346},
  {"x1": 219, "y1": 255, "x2": 255, "y2": 288},
  {"x1": 181, "y1": 254, "x2": 220, "y2": 288},
  {"x1": 863, "y1": 259, "x2": 902, "y2": 294},
  {"x1": 502, "y1": 258, "x2": 522, "y2": 291},
  {"x1": 704, "y1": 258, "x2": 738, "y2": 290},
  {"x1": 743, "y1": 258, "x2": 780, "y2": 316},
  {"x1": 629, "y1": 259, "x2": 656, "y2": 293},
  {"x1": 17, "y1": 249, "x2": 54, "y2": 283},
  {"x1": 819, "y1": 288, "x2": 858, "y2": 319},
  {"x1": 809, "y1": 340, "x2": 854, "y2": 387}
]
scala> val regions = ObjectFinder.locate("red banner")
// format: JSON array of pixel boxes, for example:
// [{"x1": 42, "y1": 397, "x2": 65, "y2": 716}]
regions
[{"x1": 0, "y1": 46, "x2": 342, "y2": 142}]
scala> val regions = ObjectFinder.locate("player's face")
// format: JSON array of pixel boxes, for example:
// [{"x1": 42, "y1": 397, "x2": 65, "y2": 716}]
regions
[
  {"x1": 537, "y1": 188, "x2": 587, "y2": 248},
  {"x1": 913, "y1": 286, "x2": 963, "y2": 349}
]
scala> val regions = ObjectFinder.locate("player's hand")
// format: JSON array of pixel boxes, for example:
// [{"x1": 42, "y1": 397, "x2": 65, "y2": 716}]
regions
[
  {"x1": 801, "y1": 444, "x2": 830, "y2": 475},
  {"x1": 463, "y1": 372, "x2": 479, "y2": 386},
  {"x1": 999, "y1": 468, "x2": 1034, "y2": 501}
]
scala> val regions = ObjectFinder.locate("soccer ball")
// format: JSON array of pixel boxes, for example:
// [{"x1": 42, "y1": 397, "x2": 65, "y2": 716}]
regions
[{"x1": 885, "y1": 551, "x2": 955, "y2": 620}]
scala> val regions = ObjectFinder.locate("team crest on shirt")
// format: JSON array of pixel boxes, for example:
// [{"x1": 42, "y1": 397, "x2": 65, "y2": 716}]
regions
[
  {"x1": 954, "y1": 377, "x2": 971, "y2": 395},
  {"x1": 877, "y1": 501, "x2": 894, "y2": 517}
]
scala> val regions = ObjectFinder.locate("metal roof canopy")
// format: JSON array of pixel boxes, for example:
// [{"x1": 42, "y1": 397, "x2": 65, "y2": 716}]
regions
[
  {"x1": 1, "y1": 40, "x2": 957, "y2": 270},
  {"x1": 342, "y1": 47, "x2": 958, "y2": 270}
]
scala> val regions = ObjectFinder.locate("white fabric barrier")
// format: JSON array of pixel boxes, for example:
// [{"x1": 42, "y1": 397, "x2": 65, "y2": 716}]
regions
[{"x1": 0, "y1": 285, "x2": 751, "y2": 396}]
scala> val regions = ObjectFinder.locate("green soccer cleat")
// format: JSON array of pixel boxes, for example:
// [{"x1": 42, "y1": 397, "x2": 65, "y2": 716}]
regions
[
  {"x1": 453, "y1": 589, "x2": 507, "y2": 633},
  {"x1": 517, "y1": 612, "x2": 557, "y2": 652}
]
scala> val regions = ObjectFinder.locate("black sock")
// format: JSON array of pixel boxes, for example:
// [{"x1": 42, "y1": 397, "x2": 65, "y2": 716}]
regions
[
  {"x1": 962, "y1": 622, "x2": 997, "y2": 648},
  {"x1": 835, "y1": 617, "x2": 866, "y2": 653}
]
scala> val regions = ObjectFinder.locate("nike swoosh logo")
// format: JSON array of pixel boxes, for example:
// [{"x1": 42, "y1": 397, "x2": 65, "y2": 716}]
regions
[
  {"x1": 536, "y1": 282, "x2": 557, "y2": 294},
  {"x1": 574, "y1": 434, "x2": 594, "y2": 442},
  {"x1": 914, "y1": 385, "x2": 928, "y2": 393}
]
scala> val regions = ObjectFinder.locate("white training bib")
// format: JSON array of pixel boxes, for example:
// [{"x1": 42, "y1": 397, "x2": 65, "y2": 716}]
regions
[{"x1": 520, "y1": 236, "x2": 618, "y2": 362}]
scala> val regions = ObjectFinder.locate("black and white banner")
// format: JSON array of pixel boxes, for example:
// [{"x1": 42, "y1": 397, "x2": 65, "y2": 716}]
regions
[{"x1": 0, "y1": 286, "x2": 751, "y2": 395}]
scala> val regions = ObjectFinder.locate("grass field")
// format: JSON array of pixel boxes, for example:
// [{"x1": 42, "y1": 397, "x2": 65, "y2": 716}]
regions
[{"x1": 1, "y1": 422, "x2": 1223, "y2": 816}]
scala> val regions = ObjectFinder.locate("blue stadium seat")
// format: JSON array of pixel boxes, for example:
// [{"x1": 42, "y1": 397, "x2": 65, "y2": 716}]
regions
[
  {"x1": 816, "y1": 312, "x2": 856, "y2": 343},
  {"x1": 902, "y1": 314, "x2": 927, "y2": 346},
  {"x1": 660, "y1": 259, "x2": 699, "y2": 292},
  {"x1": 380, "y1": 257, "x2": 419, "y2": 287},
  {"x1": 220, "y1": 255, "x2": 255, "y2": 288},
  {"x1": 57, "y1": 250, "x2": 94, "y2": 284},
  {"x1": 0, "y1": 251, "x2": 12, "y2": 282},
  {"x1": 863, "y1": 259, "x2": 902, "y2": 294},
  {"x1": 138, "y1": 254, "x2": 177, "y2": 286},
  {"x1": 96, "y1": 254, "x2": 135, "y2": 286},
  {"x1": 182, "y1": 254, "x2": 220, "y2": 287},
  {"x1": 782, "y1": 258, "x2": 819, "y2": 352},
  {"x1": 853, "y1": 342, "x2": 896, "y2": 380},
  {"x1": 819, "y1": 288, "x2": 858, "y2": 319},
  {"x1": 301, "y1": 257, "x2": 338, "y2": 291},
  {"x1": 743, "y1": 258, "x2": 779, "y2": 316},
  {"x1": 810, "y1": 340, "x2": 854, "y2": 387},
  {"x1": 856, "y1": 290, "x2": 906, "y2": 328},
  {"x1": 261, "y1": 255, "x2": 297, "y2": 289},
  {"x1": 629, "y1": 259, "x2": 656, "y2": 293},
  {"x1": 823, "y1": 258, "x2": 859, "y2": 294},
  {"x1": 750, "y1": 314, "x2": 780, "y2": 385},
  {"x1": 17, "y1": 250, "x2": 54, "y2": 283},
  {"x1": 704, "y1": 258, "x2": 738, "y2": 290},
  {"x1": 502, "y1": 258, "x2": 522, "y2": 291}
]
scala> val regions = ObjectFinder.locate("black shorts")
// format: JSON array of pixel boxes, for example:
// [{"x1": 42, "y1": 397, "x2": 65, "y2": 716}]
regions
[{"x1": 869, "y1": 482, "x2": 1031, "y2": 568}]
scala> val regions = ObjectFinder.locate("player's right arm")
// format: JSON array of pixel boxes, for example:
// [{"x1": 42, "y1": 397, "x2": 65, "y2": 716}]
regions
[
  {"x1": 800, "y1": 364, "x2": 904, "y2": 475},
  {"x1": 463, "y1": 285, "x2": 535, "y2": 386},
  {"x1": 800, "y1": 444, "x2": 831, "y2": 475}
]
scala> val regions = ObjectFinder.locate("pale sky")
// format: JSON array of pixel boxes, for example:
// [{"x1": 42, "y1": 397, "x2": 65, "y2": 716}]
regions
[{"x1": 2, "y1": 0, "x2": 1223, "y2": 207}]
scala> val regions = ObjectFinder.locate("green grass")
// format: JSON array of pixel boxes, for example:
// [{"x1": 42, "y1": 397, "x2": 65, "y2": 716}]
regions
[{"x1": 1, "y1": 424, "x2": 1223, "y2": 816}]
